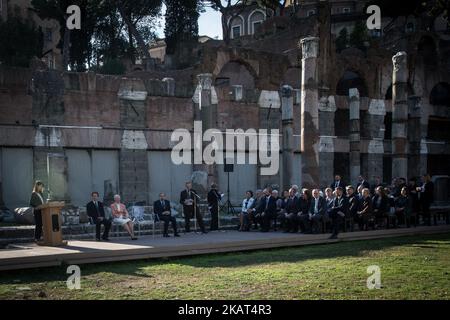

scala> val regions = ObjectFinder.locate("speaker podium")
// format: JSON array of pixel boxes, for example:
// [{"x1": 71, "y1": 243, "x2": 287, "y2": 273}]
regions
[{"x1": 38, "y1": 202, "x2": 67, "y2": 247}]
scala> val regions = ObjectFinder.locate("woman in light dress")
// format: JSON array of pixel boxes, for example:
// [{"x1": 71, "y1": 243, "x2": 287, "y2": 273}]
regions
[{"x1": 110, "y1": 195, "x2": 137, "y2": 240}]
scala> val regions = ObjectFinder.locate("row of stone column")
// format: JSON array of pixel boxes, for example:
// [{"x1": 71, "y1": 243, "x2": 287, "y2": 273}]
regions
[{"x1": 299, "y1": 36, "x2": 413, "y2": 188}]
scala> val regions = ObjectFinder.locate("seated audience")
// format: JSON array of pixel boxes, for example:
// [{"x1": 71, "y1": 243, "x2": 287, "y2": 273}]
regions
[
  {"x1": 297, "y1": 189, "x2": 312, "y2": 233},
  {"x1": 329, "y1": 187, "x2": 348, "y2": 239},
  {"x1": 395, "y1": 187, "x2": 412, "y2": 227},
  {"x1": 255, "y1": 188, "x2": 277, "y2": 232},
  {"x1": 309, "y1": 189, "x2": 327, "y2": 234},
  {"x1": 111, "y1": 194, "x2": 137, "y2": 240},
  {"x1": 372, "y1": 187, "x2": 388, "y2": 229},
  {"x1": 356, "y1": 188, "x2": 373, "y2": 231},
  {"x1": 240, "y1": 191, "x2": 255, "y2": 232},
  {"x1": 281, "y1": 188, "x2": 300, "y2": 233},
  {"x1": 86, "y1": 191, "x2": 111, "y2": 241},
  {"x1": 154, "y1": 193, "x2": 179, "y2": 237},
  {"x1": 346, "y1": 186, "x2": 359, "y2": 231}
]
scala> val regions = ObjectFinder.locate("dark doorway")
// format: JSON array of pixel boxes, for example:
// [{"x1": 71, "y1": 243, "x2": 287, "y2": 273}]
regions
[{"x1": 336, "y1": 71, "x2": 368, "y2": 97}]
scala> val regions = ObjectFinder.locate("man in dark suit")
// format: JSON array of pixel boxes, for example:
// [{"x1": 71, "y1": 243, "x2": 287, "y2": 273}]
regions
[
  {"x1": 207, "y1": 183, "x2": 222, "y2": 231},
  {"x1": 346, "y1": 186, "x2": 359, "y2": 231},
  {"x1": 330, "y1": 175, "x2": 346, "y2": 192},
  {"x1": 248, "y1": 189, "x2": 263, "y2": 230},
  {"x1": 309, "y1": 189, "x2": 327, "y2": 234},
  {"x1": 154, "y1": 193, "x2": 179, "y2": 237},
  {"x1": 255, "y1": 188, "x2": 277, "y2": 232},
  {"x1": 356, "y1": 176, "x2": 370, "y2": 190},
  {"x1": 329, "y1": 187, "x2": 348, "y2": 239},
  {"x1": 282, "y1": 188, "x2": 300, "y2": 233},
  {"x1": 180, "y1": 181, "x2": 206, "y2": 234},
  {"x1": 418, "y1": 174, "x2": 434, "y2": 226},
  {"x1": 357, "y1": 188, "x2": 373, "y2": 231},
  {"x1": 86, "y1": 192, "x2": 111, "y2": 241}
]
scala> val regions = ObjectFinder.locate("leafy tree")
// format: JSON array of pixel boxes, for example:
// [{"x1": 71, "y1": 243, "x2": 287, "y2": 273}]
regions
[
  {"x1": 349, "y1": 20, "x2": 368, "y2": 50},
  {"x1": 31, "y1": 0, "x2": 162, "y2": 71},
  {"x1": 336, "y1": 27, "x2": 348, "y2": 52},
  {"x1": 0, "y1": 7, "x2": 44, "y2": 67},
  {"x1": 165, "y1": 0, "x2": 200, "y2": 55},
  {"x1": 98, "y1": 59, "x2": 126, "y2": 75}
]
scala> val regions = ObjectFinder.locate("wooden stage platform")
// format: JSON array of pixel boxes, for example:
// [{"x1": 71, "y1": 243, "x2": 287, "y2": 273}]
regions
[{"x1": 1, "y1": 225, "x2": 449, "y2": 271}]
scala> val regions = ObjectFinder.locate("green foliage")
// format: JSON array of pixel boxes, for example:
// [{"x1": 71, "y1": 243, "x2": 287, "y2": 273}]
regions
[
  {"x1": 165, "y1": 0, "x2": 200, "y2": 55},
  {"x1": 349, "y1": 20, "x2": 369, "y2": 50},
  {"x1": 336, "y1": 28, "x2": 348, "y2": 52},
  {"x1": 0, "y1": 9, "x2": 44, "y2": 67},
  {"x1": 31, "y1": 0, "x2": 162, "y2": 72},
  {"x1": 98, "y1": 59, "x2": 126, "y2": 75}
]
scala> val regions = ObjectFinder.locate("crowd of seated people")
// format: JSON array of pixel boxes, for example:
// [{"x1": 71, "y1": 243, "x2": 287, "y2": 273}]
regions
[
  {"x1": 82, "y1": 173, "x2": 436, "y2": 241},
  {"x1": 238, "y1": 174, "x2": 436, "y2": 239}
]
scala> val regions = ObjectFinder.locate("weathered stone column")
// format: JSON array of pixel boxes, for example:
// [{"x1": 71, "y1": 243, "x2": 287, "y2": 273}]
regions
[
  {"x1": 192, "y1": 73, "x2": 219, "y2": 196},
  {"x1": 281, "y1": 85, "x2": 294, "y2": 190},
  {"x1": 349, "y1": 88, "x2": 361, "y2": 186},
  {"x1": 300, "y1": 37, "x2": 320, "y2": 188},
  {"x1": 364, "y1": 99, "x2": 386, "y2": 185},
  {"x1": 318, "y1": 96, "x2": 336, "y2": 188},
  {"x1": 392, "y1": 52, "x2": 409, "y2": 179},
  {"x1": 118, "y1": 78, "x2": 149, "y2": 203},
  {"x1": 408, "y1": 96, "x2": 422, "y2": 178}
]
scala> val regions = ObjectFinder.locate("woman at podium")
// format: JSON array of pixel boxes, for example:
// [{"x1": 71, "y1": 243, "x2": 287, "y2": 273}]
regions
[{"x1": 30, "y1": 181, "x2": 45, "y2": 242}]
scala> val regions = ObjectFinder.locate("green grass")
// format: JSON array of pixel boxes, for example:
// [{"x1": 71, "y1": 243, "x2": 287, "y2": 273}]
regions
[{"x1": 0, "y1": 233, "x2": 449, "y2": 300}]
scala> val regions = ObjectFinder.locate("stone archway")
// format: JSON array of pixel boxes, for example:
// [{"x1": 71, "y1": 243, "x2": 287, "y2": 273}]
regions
[{"x1": 215, "y1": 60, "x2": 256, "y2": 90}]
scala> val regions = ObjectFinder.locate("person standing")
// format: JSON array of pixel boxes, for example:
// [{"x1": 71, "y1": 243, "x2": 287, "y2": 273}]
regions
[
  {"x1": 154, "y1": 193, "x2": 179, "y2": 237},
  {"x1": 330, "y1": 175, "x2": 346, "y2": 192},
  {"x1": 207, "y1": 183, "x2": 222, "y2": 231},
  {"x1": 418, "y1": 174, "x2": 434, "y2": 226},
  {"x1": 30, "y1": 181, "x2": 46, "y2": 242},
  {"x1": 180, "y1": 181, "x2": 207, "y2": 234},
  {"x1": 86, "y1": 192, "x2": 111, "y2": 241},
  {"x1": 357, "y1": 176, "x2": 370, "y2": 190}
]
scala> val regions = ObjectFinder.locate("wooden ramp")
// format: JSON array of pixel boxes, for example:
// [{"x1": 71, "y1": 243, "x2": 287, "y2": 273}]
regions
[{"x1": 1, "y1": 225, "x2": 449, "y2": 271}]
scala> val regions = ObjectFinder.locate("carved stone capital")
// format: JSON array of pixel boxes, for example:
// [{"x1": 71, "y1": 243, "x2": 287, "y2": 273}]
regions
[{"x1": 299, "y1": 37, "x2": 319, "y2": 59}]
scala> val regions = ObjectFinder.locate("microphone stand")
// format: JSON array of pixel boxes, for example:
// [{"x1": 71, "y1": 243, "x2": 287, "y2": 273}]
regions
[{"x1": 191, "y1": 190, "x2": 201, "y2": 234}]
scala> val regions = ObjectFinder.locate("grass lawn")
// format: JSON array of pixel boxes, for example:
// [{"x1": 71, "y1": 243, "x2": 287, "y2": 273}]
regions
[{"x1": 0, "y1": 233, "x2": 449, "y2": 300}]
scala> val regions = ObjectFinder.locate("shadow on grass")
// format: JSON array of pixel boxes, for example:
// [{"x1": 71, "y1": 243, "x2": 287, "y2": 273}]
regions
[{"x1": 0, "y1": 233, "x2": 449, "y2": 286}]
